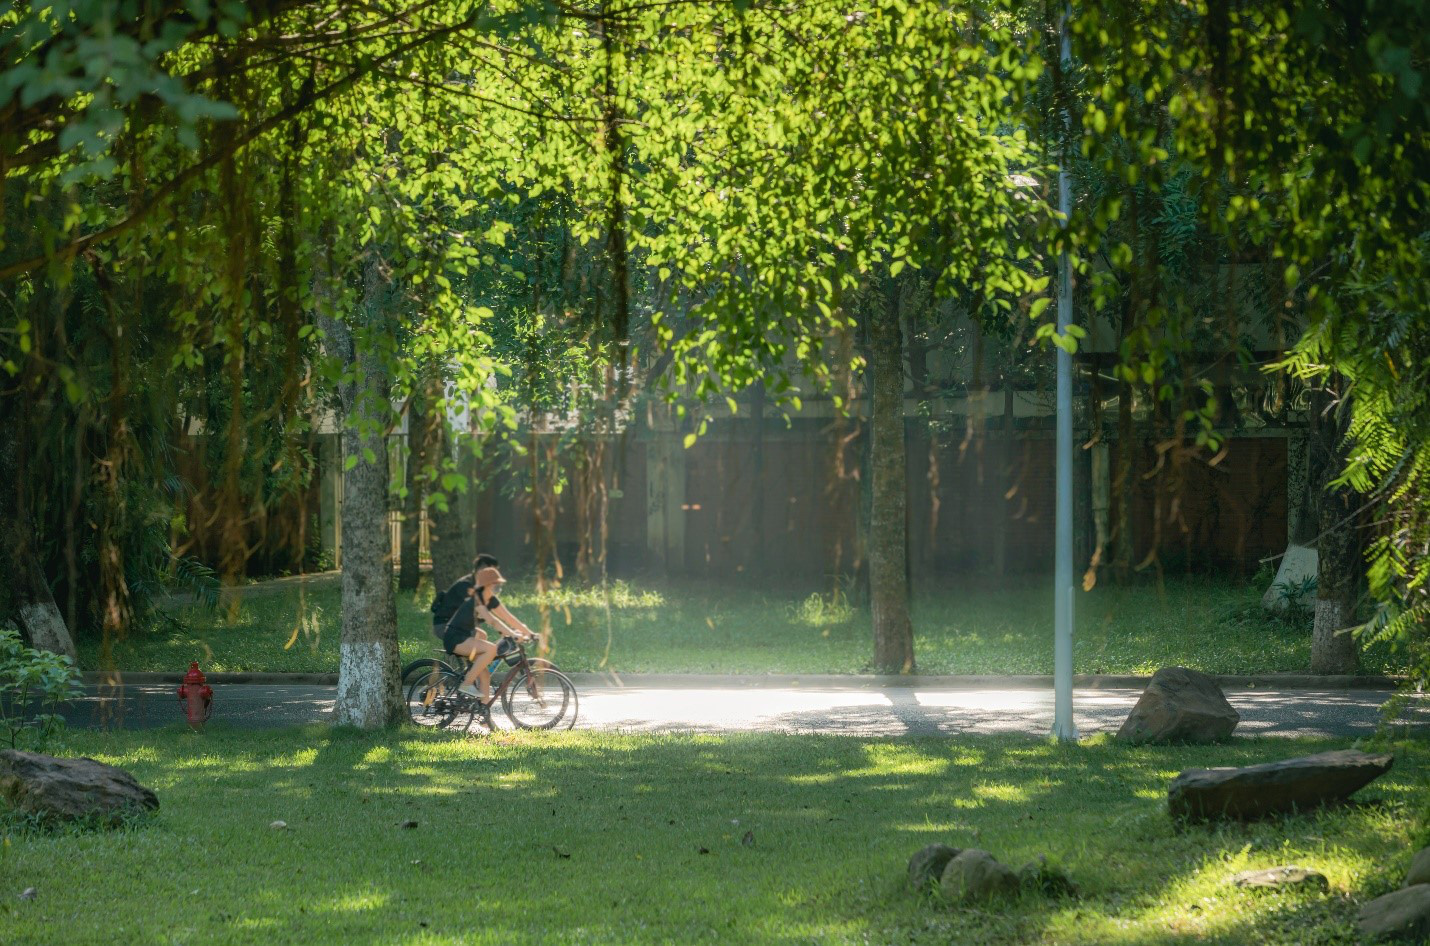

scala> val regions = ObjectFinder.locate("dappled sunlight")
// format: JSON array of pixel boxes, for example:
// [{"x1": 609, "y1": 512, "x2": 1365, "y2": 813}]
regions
[
  {"x1": 972, "y1": 781, "x2": 1032, "y2": 803},
  {"x1": 6, "y1": 728, "x2": 1423, "y2": 946},
  {"x1": 326, "y1": 890, "x2": 394, "y2": 914}
]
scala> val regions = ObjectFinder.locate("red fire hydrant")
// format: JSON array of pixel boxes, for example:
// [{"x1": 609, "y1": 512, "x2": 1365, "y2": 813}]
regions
[{"x1": 177, "y1": 662, "x2": 214, "y2": 732}]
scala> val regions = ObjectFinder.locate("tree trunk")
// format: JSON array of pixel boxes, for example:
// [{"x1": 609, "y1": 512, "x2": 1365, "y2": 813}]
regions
[
  {"x1": 427, "y1": 432, "x2": 474, "y2": 591},
  {"x1": 321, "y1": 256, "x2": 404, "y2": 728},
  {"x1": 1309, "y1": 384, "x2": 1359, "y2": 674},
  {"x1": 0, "y1": 429, "x2": 77, "y2": 659},
  {"x1": 868, "y1": 289, "x2": 915, "y2": 673},
  {"x1": 750, "y1": 380, "x2": 766, "y2": 579},
  {"x1": 397, "y1": 391, "x2": 426, "y2": 592},
  {"x1": 1111, "y1": 377, "x2": 1137, "y2": 581}
]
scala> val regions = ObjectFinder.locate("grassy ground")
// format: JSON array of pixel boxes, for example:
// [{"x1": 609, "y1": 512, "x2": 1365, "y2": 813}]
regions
[
  {"x1": 78, "y1": 574, "x2": 1400, "y2": 676},
  {"x1": 1, "y1": 726, "x2": 1422, "y2": 945}
]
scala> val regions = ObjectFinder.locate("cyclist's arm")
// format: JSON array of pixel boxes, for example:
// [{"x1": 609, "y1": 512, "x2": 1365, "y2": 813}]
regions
[{"x1": 487, "y1": 602, "x2": 533, "y2": 639}]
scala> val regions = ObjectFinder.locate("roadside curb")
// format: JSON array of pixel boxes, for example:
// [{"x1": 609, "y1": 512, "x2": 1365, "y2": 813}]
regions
[{"x1": 79, "y1": 670, "x2": 1406, "y2": 690}]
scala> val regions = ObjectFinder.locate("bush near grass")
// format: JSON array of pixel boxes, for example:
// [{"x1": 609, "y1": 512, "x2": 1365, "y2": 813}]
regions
[
  {"x1": 0, "y1": 727, "x2": 1421, "y2": 945},
  {"x1": 77, "y1": 574, "x2": 1401, "y2": 676}
]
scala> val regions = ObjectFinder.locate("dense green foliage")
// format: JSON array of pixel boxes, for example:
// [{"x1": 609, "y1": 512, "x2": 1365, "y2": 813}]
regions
[{"x1": 0, "y1": 1, "x2": 1425, "y2": 677}]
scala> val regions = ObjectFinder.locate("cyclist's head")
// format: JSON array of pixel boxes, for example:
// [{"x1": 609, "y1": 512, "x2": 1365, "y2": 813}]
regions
[{"x1": 473, "y1": 553, "x2": 499, "y2": 574}]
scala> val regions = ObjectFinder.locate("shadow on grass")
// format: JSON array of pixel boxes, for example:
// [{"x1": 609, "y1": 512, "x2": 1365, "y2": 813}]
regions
[{"x1": 2, "y1": 727, "x2": 1421, "y2": 945}]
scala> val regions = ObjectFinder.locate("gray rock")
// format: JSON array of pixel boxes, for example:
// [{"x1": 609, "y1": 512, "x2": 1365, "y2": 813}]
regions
[
  {"x1": 1405, "y1": 848, "x2": 1430, "y2": 888},
  {"x1": 939, "y1": 848, "x2": 1019, "y2": 903},
  {"x1": 908, "y1": 844, "x2": 962, "y2": 891},
  {"x1": 0, "y1": 750, "x2": 157, "y2": 826},
  {"x1": 1358, "y1": 885, "x2": 1430, "y2": 941},
  {"x1": 1168, "y1": 749, "x2": 1393, "y2": 821},
  {"x1": 1017, "y1": 855, "x2": 1080, "y2": 898},
  {"x1": 1230, "y1": 866, "x2": 1328, "y2": 891},
  {"x1": 1117, "y1": 667, "x2": 1240, "y2": 744}
]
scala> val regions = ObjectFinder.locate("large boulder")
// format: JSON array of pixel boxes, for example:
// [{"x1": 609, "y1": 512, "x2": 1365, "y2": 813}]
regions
[
  {"x1": 1358, "y1": 885, "x2": 1430, "y2": 941},
  {"x1": 939, "y1": 849, "x2": 1019, "y2": 903},
  {"x1": 1168, "y1": 749, "x2": 1393, "y2": 821},
  {"x1": 0, "y1": 750, "x2": 158, "y2": 826},
  {"x1": 1117, "y1": 667, "x2": 1240, "y2": 744},
  {"x1": 908, "y1": 844, "x2": 962, "y2": 891}
]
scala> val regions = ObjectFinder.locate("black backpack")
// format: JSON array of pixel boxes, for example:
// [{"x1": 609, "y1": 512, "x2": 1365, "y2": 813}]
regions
[{"x1": 430, "y1": 576, "x2": 472, "y2": 632}]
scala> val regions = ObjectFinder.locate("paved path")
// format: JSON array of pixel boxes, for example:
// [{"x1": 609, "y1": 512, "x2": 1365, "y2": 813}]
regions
[{"x1": 65, "y1": 681, "x2": 1426, "y2": 739}]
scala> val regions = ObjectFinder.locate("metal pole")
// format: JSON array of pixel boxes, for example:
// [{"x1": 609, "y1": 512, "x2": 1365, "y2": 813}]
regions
[{"x1": 1051, "y1": 6, "x2": 1079, "y2": 743}]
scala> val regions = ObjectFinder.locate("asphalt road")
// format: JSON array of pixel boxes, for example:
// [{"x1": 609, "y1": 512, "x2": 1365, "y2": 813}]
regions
[{"x1": 64, "y1": 681, "x2": 1425, "y2": 739}]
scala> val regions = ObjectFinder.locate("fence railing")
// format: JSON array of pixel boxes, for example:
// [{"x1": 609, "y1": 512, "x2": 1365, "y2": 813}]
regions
[{"x1": 387, "y1": 509, "x2": 433, "y2": 569}]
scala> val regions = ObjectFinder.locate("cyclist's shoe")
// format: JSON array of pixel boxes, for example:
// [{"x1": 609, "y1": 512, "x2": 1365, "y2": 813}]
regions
[{"x1": 457, "y1": 684, "x2": 481, "y2": 700}]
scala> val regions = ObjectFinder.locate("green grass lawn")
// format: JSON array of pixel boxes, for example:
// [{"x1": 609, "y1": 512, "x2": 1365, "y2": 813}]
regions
[
  {"x1": 78, "y1": 574, "x2": 1401, "y2": 676},
  {"x1": 1, "y1": 727, "x2": 1422, "y2": 945}
]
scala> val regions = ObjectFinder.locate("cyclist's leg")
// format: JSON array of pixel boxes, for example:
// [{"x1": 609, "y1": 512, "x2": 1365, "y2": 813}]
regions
[{"x1": 453, "y1": 635, "x2": 498, "y2": 700}]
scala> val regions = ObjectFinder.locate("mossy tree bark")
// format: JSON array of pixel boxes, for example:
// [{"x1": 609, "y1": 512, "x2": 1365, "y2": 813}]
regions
[
  {"x1": 868, "y1": 288, "x2": 914, "y2": 674},
  {"x1": 322, "y1": 255, "x2": 404, "y2": 728}
]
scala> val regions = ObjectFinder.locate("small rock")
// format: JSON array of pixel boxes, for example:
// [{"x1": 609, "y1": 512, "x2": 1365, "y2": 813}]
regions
[
  {"x1": 269, "y1": 820, "x2": 288, "y2": 830},
  {"x1": 1358, "y1": 885, "x2": 1430, "y2": 941},
  {"x1": 1117, "y1": 667, "x2": 1240, "y2": 745},
  {"x1": 1017, "y1": 855, "x2": 1080, "y2": 898},
  {"x1": 1405, "y1": 848, "x2": 1430, "y2": 888},
  {"x1": 18, "y1": 887, "x2": 36, "y2": 901},
  {"x1": 908, "y1": 844, "x2": 962, "y2": 892},
  {"x1": 939, "y1": 849, "x2": 1019, "y2": 903},
  {"x1": 1230, "y1": 866, "x2": 1329, "y2": 891},
  {"x1": 399, "y1": 820, "x2": 419, "y2": 829}
]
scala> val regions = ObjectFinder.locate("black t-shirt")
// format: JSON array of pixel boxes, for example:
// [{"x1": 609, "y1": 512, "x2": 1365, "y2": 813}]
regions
[
  {"x1": 431, "y1": 576, "x2": 474, "y2": 626},
  {"x1": 444, "y1": 587, "x2": 501, "y2": 638}
]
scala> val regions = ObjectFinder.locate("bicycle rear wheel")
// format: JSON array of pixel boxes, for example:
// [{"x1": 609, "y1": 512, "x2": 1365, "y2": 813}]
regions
[
  {"x1": 402, "y1": 657, "x2": 456, "y2": 689},
  {"x1": 406, "y1": 669, "x2": 463, "y2": 728},
  {"x1": 502, "y1": 666, "x2": 578, "y2": 731}
]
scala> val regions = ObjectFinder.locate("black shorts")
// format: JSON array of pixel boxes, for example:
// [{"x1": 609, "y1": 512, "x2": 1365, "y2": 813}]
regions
[{"x1": 442, "y1": 625, "x2": 474, "y2": 655}]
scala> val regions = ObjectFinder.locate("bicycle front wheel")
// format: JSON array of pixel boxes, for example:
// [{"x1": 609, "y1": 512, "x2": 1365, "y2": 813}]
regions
[
  {"x1": 406, "y1": 669, "x2": 462, "y2": 728},
  {"x1": 502, "y1": 667, "x2": 578, "y2": 731}
]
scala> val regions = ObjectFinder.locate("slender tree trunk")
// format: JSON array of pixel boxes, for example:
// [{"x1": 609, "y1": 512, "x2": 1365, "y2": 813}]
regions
[
  {"x1": 868, "y1": 289, "x2": 915, "y2": 673},
  {"x1": 0, "y1": 429, "x2": 77, "y2": 658},
  {"x1": 750, "y1": 380, "x2": 766, "y2": 579},
  {"x1": 426, "y1": 418, "x2": 474, "y2": 591},
  {"x1": 905, "y1": 317, "x2": 933, "y2": 580},
  {"x1": 321, "y1": 255, "x2": 404, "y2": 728},
  {"x1": 398, "y1": 390, "x2": 426, "y2": 592},
  {"x1": 1111, "y1": 291, "x2": 1137, "y2": 582},
  {"x1": 1309, "y1": 384, "x2": 1359, "y2": 674}
]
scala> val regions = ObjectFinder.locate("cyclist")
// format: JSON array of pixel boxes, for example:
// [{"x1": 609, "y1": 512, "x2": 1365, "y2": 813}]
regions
[
  {"x1": 442, "y1": 557, "x2": 534, "y2": 706},
  {"x1": 430, "y1": 553, "x2": 497, "y2": 640}
]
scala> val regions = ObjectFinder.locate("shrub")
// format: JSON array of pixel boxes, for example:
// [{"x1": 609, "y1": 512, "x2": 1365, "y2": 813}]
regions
[{"x1": 0, "y1": 626, "x2": 81, "y2": 752}]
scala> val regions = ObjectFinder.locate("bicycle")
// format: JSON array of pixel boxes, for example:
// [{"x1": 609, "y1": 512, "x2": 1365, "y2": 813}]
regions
[
  {"x1": 406, "y1": 633, "x2": 578, "y2": 733},
  {"x1": 400, "y1": 636, "x2": 560, "y2": 694}
]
